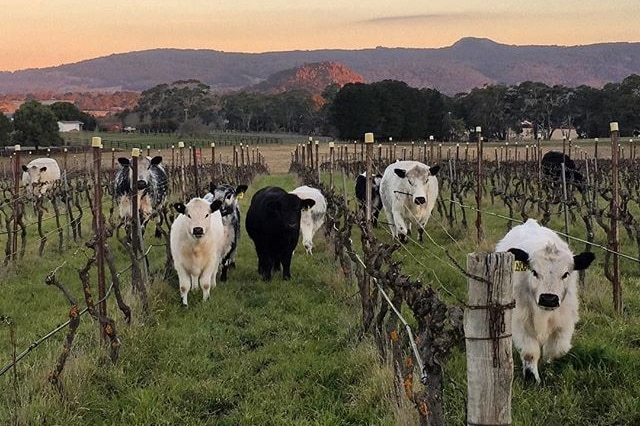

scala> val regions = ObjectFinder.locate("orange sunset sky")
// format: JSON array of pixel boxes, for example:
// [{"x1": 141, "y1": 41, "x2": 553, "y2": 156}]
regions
[{"x1": 3, "y1": 0, "x2": 640, "y2": 72}]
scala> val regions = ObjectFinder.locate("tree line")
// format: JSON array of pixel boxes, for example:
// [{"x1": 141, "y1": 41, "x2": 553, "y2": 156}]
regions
[{"x1": 2, "y1": 74, "x2": 640, "y2": 147}]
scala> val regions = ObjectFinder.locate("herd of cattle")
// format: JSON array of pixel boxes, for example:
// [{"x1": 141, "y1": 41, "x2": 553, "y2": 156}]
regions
[{"x1": 16, "y1": 150, "x2": 597, "y2": 383}]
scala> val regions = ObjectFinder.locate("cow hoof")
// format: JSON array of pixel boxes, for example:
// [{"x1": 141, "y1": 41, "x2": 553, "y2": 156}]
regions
[
  {"x1": 398, "y1": 234, "x2": 407, "y2": 243},
  {"x1": 155, "y1": 229, "x2": 162, "y2": 238},
  {"x1": 524, "y1": 368, "x2": 540, "y2": 384}
]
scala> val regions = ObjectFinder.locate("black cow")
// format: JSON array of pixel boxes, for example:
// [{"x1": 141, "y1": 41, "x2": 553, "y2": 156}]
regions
[
  {"x1": 245, "y1": 186, "x2": 315, "y2": 281},
  {"x1": 204, "y1": 183, "x2": 248, "y2": 282},
  {"x1": 541, "y1": 151, "x2": 584, "y2": 191},
  {"x1": 355, "y1": 172, "x2": 383, "y2": 226}
]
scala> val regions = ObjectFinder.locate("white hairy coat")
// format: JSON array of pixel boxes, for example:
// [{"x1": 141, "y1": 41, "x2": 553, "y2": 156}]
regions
[
  {"x1": 21, "y1": 158, "x2": 61, "y2": 197},
  {"x1": 291, "y1": 185, "x2": 327, "y2": 255},
  {"x1": 379, "y1": 160, "x2": 439, "y2": 241},
  {"x1": 495, "y1": 218, "x2": 594, "y2": 383},
  {"x1": 170, "y1": 198, "x2": 224, "y2": 306}
]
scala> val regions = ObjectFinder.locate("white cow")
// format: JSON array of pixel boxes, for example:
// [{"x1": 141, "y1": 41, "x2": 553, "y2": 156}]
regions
[
  {"x1": 170, "y1": 198, "x2": 224, "y2": 307},
  {"x1": 21, "y1": 158, "x2": 61, "y2": 198},
  {"x1": 379, "y1": 160, "x2": 440, "y2": 242},
  {"x1": 291, "y1": 185, "x2": 327, "y2": 255},
  {"x1": 495, "y1": 219, "x2": 595, "y2": 383}
]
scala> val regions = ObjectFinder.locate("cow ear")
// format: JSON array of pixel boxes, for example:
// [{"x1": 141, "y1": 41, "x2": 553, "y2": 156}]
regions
[
  {"x1": 118, "y1": 157, "x2": 130, "y2": 166},
  {"x1": 508, "y1": 248, "x2": 529, "y2": 264},
  {"x1": 300, "y1": 199, "x2": 316, "y2": 210},
  {"x1": 429, "y1": 165, "x2": 440, "y2": 176},
  {"x1": 150, "y1": 156, "x2": 162, "y2": 165},
  {"x1": 173, "y1": 202, "x2": 186, "y2": 214},
  {"x1": 394, "y1": 168, "x2": 407, "y2": 178},
  {"x1": 21, "y1": 165, "x2": 27, "y2": 172},
  {"x1": 574, "y1": 252, "x2": 595, "y2": 270},
  {"x1": 236, "y1": 185, "x2": 248, "y2": 194},
  {"x1": 209, "y1": 199, "x2": 223, "y2": 213},
  {"x1": 40, "y1": 167, "x2": 47, "y2": 173}
]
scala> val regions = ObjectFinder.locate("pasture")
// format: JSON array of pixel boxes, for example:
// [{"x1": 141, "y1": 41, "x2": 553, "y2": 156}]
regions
[{"x1": 1, "y1": 134, "x2": 640, "y2": 425}]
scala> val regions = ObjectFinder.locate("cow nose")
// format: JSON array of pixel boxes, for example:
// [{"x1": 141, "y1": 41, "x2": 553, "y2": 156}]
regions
[
  {"x1": 192, "y1": 227, "x2": 204, "y2": 237},
  {"x1": 137, "y1": 180, "x2": 148, "y2": 190},
  {"x1": 538, "y1": 293, "x2": 560, "y2": 309},
  {"x1": 414, "y1": 197, "x2": 426, "y2": 205}
]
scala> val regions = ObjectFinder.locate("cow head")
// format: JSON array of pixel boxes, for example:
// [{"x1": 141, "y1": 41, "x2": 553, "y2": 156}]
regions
[
  {"x1": 173, "y1": 198, "x2": 222, "y2": 239},
  {"x1": 393, "y1": 164, "x2": 440, "y2": 205},
  {"x1": 267, "y1": 194, "x2": 315, "y2": 229},
  {"x1": 21, "y1": 163, "x2": 55, "y2": 198},
  {"x1": 508, "y1": 246, "x2": 595, "y2": 310},
  {"x1": 208, "y1": 182, "x2": 248, "y2": 216}
]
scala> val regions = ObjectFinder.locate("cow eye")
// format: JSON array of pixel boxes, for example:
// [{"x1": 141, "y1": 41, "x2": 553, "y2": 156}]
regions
[
  {"x1": 205, "y1": 213, "x2": 209, "y2": 218},
  {"x1": 531, "y1": 270, "x2": 539, "y2": 279},
  {"x1": 562, "y1": 272, "x2": 570, "y2": 279},
  {"x1": 187, "y1": 214, "x2": 191, "y2": 218}
]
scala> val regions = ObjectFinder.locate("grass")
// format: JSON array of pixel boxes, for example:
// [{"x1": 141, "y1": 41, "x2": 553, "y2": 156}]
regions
[{"x1": 2, "y1": 145, "x2": 640, "y2": 425}]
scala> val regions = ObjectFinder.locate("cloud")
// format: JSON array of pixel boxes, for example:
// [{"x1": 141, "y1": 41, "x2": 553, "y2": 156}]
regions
[{"x1": 360, "y1": 13, "x2": 467, "y2": 24}]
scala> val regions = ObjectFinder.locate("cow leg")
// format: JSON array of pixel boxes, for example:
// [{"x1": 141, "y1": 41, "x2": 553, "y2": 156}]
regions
[
  {"x1": 517, "y1": 339, "x2": 541, "y2": 383},
  {"x1": 392, "y1": 208, "x2": 409, "y2": 242},
  {"x1": 201, "y1": 266, "x2": 218, "y2": 302},
  {"x1": 281, "y1": 251, "x2": 293, "y2": 280},
  {"x1": 176, "y1": 267, "x2": 191, "y2": 307},
  {"x1": 543, "y1": 326, "x2": 573, "y2": 362},
  {"x1": 257, "y1": 249, "x2": 272, "y2": 281}
]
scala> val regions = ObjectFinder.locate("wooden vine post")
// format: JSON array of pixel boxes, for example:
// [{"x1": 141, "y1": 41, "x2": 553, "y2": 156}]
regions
[
  {"x1": 91, "y1": 137, "x2": 107, "y2": 340},
  {"x1": 609, "y1": 122, "x2": 622, "y2": 314},
  {"x1": 11, "y1": 145, "x2": 21, "y2": 261},
  {"x1": 328, "y1": 141, "x2": 335, "y2": 190},
  {"x1": 210, "y1": 142, "x2": 216, "y2": 182},
  {"x1": 465, "y1": 252, "x2": 514, "y2": 426},
  {"x1": 475, "y1": 126, "x2": 484, "y2": 242}
]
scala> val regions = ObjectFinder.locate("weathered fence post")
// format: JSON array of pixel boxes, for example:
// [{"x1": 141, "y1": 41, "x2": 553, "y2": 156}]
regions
[
  {"x1": 91, "y1": 137, "x2": 108, "y2": 340},
  {"x1": 429, "y1": 135, "x2": 434, "y2": 163},
  {"x1": 609, "y1": 122, "x2": 622, "y2": 314},
  {"x1": 329, "y1": 141, "x2": 335, "y2": 190},
  {"x1": 210, "y1": 142, "x2": 216, "y2": 182},
  {"x1": 11, "y1": 145, "x2": 21, "y2": 261},
  {"x1": 364, "y1": 133, "x2": 374, "y2": 226},
  {"x1": 192, "y1": 144, "x2": 200, "y2": 195},
  {"x1": 315, "y1": 140, "x2": 320, "y2": 182},
  {"x1": 475, "y1": 126, "x2": 484, "y2": 242},
  {"x1": 178, "y1": 141, "x2": 186, "y2": 200},
  {"x1": 465, "y1": 251, "x2": 514, "y2": 426}
]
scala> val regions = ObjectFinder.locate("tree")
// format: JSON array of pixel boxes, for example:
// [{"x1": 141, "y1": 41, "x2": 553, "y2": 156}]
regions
[
  {"x1": 12, "y1": 100, "x2": 63, "y2": 149},
  {"x1": 0, "y1": 113, "x2": 12, "y2": 147},
  {"x1": 50, "y1": 101, "x2": 97, "y2": 131}
]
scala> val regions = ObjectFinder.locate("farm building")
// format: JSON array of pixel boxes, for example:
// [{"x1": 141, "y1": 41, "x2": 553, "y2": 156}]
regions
[{"x1": 57, "y1": 120, "x2": 84, "y2": 132}]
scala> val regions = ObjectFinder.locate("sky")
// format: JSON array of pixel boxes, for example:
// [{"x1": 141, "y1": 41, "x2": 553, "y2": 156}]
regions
[{"x1": 3, "y1": 0, "x2": 640, "y2": 72}]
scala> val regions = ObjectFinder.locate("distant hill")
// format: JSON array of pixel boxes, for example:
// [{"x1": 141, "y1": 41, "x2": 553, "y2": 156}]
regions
[
  {"x1": 1, "y1": 38, "x2": 639, "y2": 95},
  {"x1": 251, "y1": 61, "x2": 365, "y2": 95}
]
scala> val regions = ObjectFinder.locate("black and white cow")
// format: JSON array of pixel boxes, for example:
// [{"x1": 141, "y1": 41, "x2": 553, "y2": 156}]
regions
[
  {"x1": 203, "y1": 182, "x2": 248, "y2": 282},
  {"x1": 355, "y1": 172, "x2": 383, "y2": 227},
  {"x1": 245, "y1": 186, "x2": 315, "y2": 281},
  {"x1": 114, "y1": 156, "x2": 169, "y2": 235}
]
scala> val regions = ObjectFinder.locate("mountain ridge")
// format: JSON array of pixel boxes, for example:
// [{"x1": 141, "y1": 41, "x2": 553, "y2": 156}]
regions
[{"x1": 1, "y1": 37, "x2": 639, "y2": 96}]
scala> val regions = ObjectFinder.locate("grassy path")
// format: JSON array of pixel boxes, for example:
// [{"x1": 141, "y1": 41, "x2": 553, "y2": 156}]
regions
[{"x1": 0, "y1": 173, "x2": 407, "y2": 425}]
